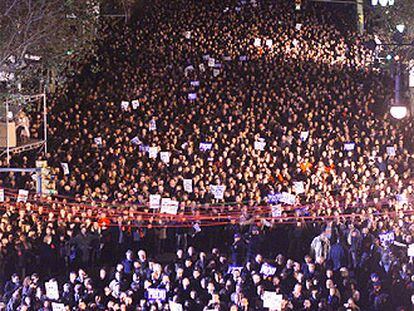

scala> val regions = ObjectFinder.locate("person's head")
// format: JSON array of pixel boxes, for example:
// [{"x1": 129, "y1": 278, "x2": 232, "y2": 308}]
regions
[
  {"x1": 126, "y1": 250, "x2": 133, "y2": 261},
  {"x1": 11, "y1": 273, "x2": 20, "y2": 283}
]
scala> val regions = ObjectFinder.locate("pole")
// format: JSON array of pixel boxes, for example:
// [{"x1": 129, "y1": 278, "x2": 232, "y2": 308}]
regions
[
  {"x1": 356, "y1": 0, "x2": 364, "y2": 34},
  {"x1": 5, "y1": 100, "x2": 10, "y2": 166},
  {"x1": 43, "y1": 92, "x2": 47, "y2": 155},
  {"x1": 395, "y1": 61, "x2": 401, "y2": 105}
]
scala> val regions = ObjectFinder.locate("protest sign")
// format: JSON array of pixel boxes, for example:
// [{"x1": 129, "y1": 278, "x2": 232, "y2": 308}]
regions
[
  {"x1": 94, "y1": 137, "x2": 102, "y2": 146},
  {"x1": 265, "y1": 39, "x2": 273, "y2": 47},
  {"x1": 293, "y1": 181, "x2": 305, "y2": 194},
  {"x1": 271, "y1": 205, "x2": 282, "y2": 217},
  {"x1": 183, "y1": 31, "x2": 191, "y2": 39},
  {"x1": 379, "y1": 231, "x2": 395, "y2": 247},
  {"x1": 17, "y1": 189, "x2": 29, "y2": 203},
  {"x1": 408, "y1": 244, "x2": 414, "y2": 257},
  {"x1": 193, "y1": 223, "x2": 201, "y2": 234},
  {"x1": 121, "y1": 101, "x2": 129, "y2": 111},
  {"x1": 227, "y1": 266, "x2": 243, "y2": 274},
  {"x1": 161, "y1": 199, "x2": 179, "y2": 215},
  {"x1": 169, "y1": 301, "x2": 183, "y2": 311},
  {"x1": 190, "y1": 81, "x2": 200, "y2": 87},
  {"x1": 344, "y1": 143, "x2": 355, "y2": 151},
  {"x1": 139, "y1": 145, "x2": 150, "y2": 153},
  {"x1": 386, "y1": 146, "x2": 396, "y2": 156},
  {"x1": 199, "y1": 63, "x2": 206, "y2": 72},
  {"x1": 149, "y1": 119, "x2": 157, "y2": 131},
  {"x1": 0, "y1": 189, "x2": 4, "y2": 202},
  {"x1": 183, "y1": 179, "x2": 193, "y2": 193},
  {"x1": 131, "y1": 137, "x2": 142, "y2": 145},
  {"x1": 208, "y1": 58, "x2": 215, "y2": 67},
  {"x1": 300, "y1": 131, "x2": 309, "y2": 141},
  {"x1": 45, "y1": 280, "x2": 60, "y2": 300},
  {"x1": 148, "y1": 147, "x2": 158, "y2": 159},
  {"x1": 239, "y1": 55, "x2": 247, "y2": 61},
  {"x1": 295, "y1": 23, "x2": 302, "y2": 30},
  {"x1": 199, "y1": 142, "x2": 212, "y2": 151},
  {"x1": 210, "y1": 185, "x2": 226, "y2": 200},
  {"x1": 213, "y1": 69, "x2": 220, "y2": 77},
  {"x1": 254, "y1": 38, "x2": 261, "y2": 47},
  {"x1": 267, "y1": 193, "x2": 281, "y2": 204},
  {"x1": 147, "y1": 288, "x2": 167, "y2": 301},
  {"x1": 260, "y1": 263, "x2": 277, "y2": 277},
  {"x1": 254, "y1": 140, "x2": 266, "y2": 151},
  {"x1": 262, "y1": 292, "x2": 282, "y2": 310},
  {"x1": 51, "y1": 303, "x2": 65, "y2": 311},
  {"x1": 279, "y1": 192, "x2": 296, "y2": 205},
  {"x1": 149, "y1": 194, "x2": 161, "y2": 209},
  {"x1": 61, "y1": 163, "x2": 70, "y2": 175},
  {"x1": 160, "y1": 151, "x2": 170, "y2": 164},
  {"x1": 188, "y1": 93, "x2": 197, "y2": 100},
  {"x1": 131, "y1": 100, "x2": 140, "y2": 109}
]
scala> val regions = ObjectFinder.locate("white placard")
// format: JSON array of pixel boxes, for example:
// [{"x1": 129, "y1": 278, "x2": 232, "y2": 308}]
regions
[
  {"x1": 199, "y1": 63, "x2": 206, "y2": 72},
  {"x1": 295, "y1": 23, "x2": 302, "y2": 30},
  {"x1": 184, "y1": 31, "x2": 191, "y2": 39},
  {"x1": 45, "y1": 280, "x2": 60, "y2": 300},
  {"x1": 239, "y1": 55, "x2": 247, "y2": 62},
  {"x1": 193, "y1": 223, "x2": 201, "y2": 233},
  {"x1": 149, "y1": 119, "x2": 157, "y2": 131},
  {"x1": 260, "y1": 263, "x2": 277, "y2": 277},
  {"x1": 190, "y1": 81, "x2": 200, "y2": 87},
  {"x1": 210, "y1": 185, "x2": 226, "y2": 200},
  {"x1": 0, "y1": 189, "x2": 4, "y2": 202},
  {"x1": 262, "y1": 292, "x2": 282, "y2": 310},
  {"x1": 292, "y1": 39, "x2": 299, "y2": 47},
  {"x1": 160, "y1": 151, "x2": 170, "y2": 164},
  {"x1": 199, "y1": 142, "x2": 212, "y2": 151},
  {"x1": 131, "y1": 136, "x2": 142, "y2": 145},
  {"x1": 51, "y1": 303, "x2": 65, "y2": 311},
  {"x1": 265, "y1": 39, "x2": 273, "y2": 47},
  {"x1": 94, "y1": 137, "x2": 102, "y2": 146},
  {"x1": 271, "y1": 205, "x2": 282, "y2": 217},
  {"x1": 17, "y1": 189, "x2": 29, "y2": 203},
  {"x1": 61, "y1": 163, "x2": 70, "y2": 175},
  {"x1": 188, "y1": 93, "x2": 197, "y2": 100},
  {"x1": 408, "y1": 244, "x2": 414, "y2": 257},
  {"x1": 300, "y1": 131, "x2": 309, "y2": 141},
  {"x1": 386, "y1": 146, "x2": 396, "y2": 156},
  {"x1": 293, "y1": 181, "x2": 305, "y2": 194},
  {"x1": 149, "y1": 194, "x2": 161, "y2": 209},
  {"x1": 147, "y1": 288, "x2": 167, "y2": 301},
  {"x1": 132, "y1": 100, "x2": 140, "y2": 109},
  {"x1": 254, "y1": 38, "x2": 261, "y2": 47},
  {"x1": 279, "y1": 192, "x2": 296, "y2": 205},
  {"x1": 344, "y1": 143, "x2": 355, "y2": 151},
  {"x1": 161, "y1": 199, "x2": 179, "y2": 215},
  {"x1": 121, "y1": 100, "x2": 130, "y2": 111},
  {"x1": 254, "y1": 141, "x2": 266, "y2": 151},
  {"x1": 213, "y1": 69, "x2": 220, "y2": 77},
  {"x1": 183, "y1": 179, "x2": 193, "y2": 193},
  {"x1": 208, "y1": 58, "x2": 215, "y2": 67},
  {"x1": 169, "y1": 301, "x2": 183, "y2": 311},
  {"x1": 148, "y1": 147, "x2": 158, "y2": 159}
]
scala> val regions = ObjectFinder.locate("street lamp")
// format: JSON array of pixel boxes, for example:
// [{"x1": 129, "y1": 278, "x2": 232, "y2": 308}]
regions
[
  {"x1": 396, "y1": 24, "x2": 405, "y2": 33},
  {"x1": 390, "y1": 106, "x2": 408, "y2": 119}
]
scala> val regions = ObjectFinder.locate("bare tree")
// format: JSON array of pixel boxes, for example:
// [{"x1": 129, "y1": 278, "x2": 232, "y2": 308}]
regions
[{"x1": 0, "y1": 0, "x2": 101, "y2": 89}]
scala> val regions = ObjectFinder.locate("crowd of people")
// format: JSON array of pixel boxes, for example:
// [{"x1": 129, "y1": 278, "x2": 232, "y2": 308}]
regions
[{"x1": 0, "y1": 0, "x2": 413, "y2": 309}]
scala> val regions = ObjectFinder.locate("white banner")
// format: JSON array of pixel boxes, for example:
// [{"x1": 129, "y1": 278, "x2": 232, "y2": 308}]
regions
[
  {"x1": 386, "y1": 146, "x2": 396, "y2": 156},
  {"x1": 254, "y1": 141, "x2": 266, "y2": 151},
  {"x1": 17, "y1": 189, "x2": 29, "y2": 203},
  {"x1": 0, "y1": 189, "x2": 4, "y2": 202},
  {"x1": 149, "y1": 119, "x2": 157, "y2": 131},
  {"x1": 169, "y1": 301, "x2": 183, "y2": 311},
  {"x1": 260, "y1": 263, "x2": 277, "y2": 277},
  {"x1": 279, "y1": 192, "x2": 295, "y2": 205},
  {"x1": 262, "y1": 292, "x2": 282, "y2": 310},
  {"x1": 45, "y1": 280, "x2": 60, "y2": 300},
  {"x1": 293, "y1": 181, "x2": 305, "y2": 194},
  {"x1": 160, "y1": 152, "x2": 170, "y2": 164},
  {"x1": 51, "y1": 303, "x2": 65, "y2": 311},
  {"x1": 344, "y1": 143, "x2": 355, "y2": 151},
  {"x1": 161, "y1": 198, "x2": 179, "y2": 215},
  {"x1": 271, "y1": 205, "x2": 282, "y2": 217},
  {"x1": 131, "y1": 99, "x2": 140, "y2": 109},
  {"x1": 210, "y1": 185, "x2": 226, "y2": 200},
  {"x1": 61, "y1": 163, "x2": 70, "y2": 175},
  {"x1": 121, "y1": 100, "x2": 130, "y2": 111},
  {"x1": 147, "y1": 288, "x2": 166, "y2": 301},
  {"x1": 149, "y1": 194, "x2": 161, "y2": 209},
  {"x1": 183, "y1": 179, "x2": 193, "y2": 193},
  {"x1": 94, "y1": 137, "x2": 102, "y2": 146},
  {"x1": 148, "y1": 147, "x2": 158, "y2": 159},
  {"x1": 254, "y1": 38, "x2": 261, "y2": 47}
]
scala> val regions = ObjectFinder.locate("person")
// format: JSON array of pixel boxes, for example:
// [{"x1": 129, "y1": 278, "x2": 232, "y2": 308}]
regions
[
  {"x1": 328, "y1": 239, "x2": 348, "y2": 271},
  {"x1": 230, "y1": 233, "x2": 246, "y2": 266}
]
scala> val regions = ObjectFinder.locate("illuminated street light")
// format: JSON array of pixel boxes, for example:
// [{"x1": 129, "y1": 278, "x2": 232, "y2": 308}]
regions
[
  {"x1": 390, "y1": 106, "x2": 408, "y2": 119},
  {"x1": 396, "y1": 24, "x2": 405, "y2": 33}
]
